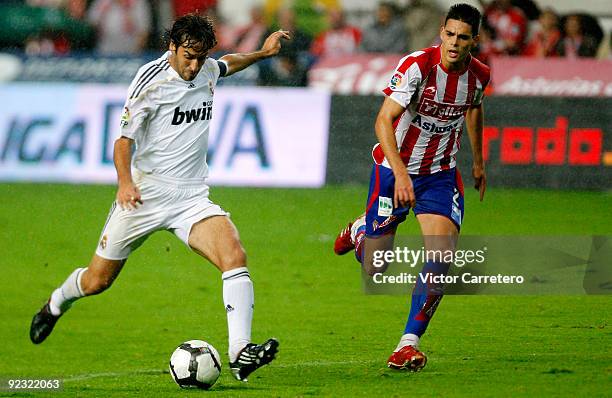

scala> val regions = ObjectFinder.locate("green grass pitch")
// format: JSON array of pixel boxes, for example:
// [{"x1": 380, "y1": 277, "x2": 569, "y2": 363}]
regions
[{"x1": 0, "y1": 184, "x2": 610, "y2": 397}]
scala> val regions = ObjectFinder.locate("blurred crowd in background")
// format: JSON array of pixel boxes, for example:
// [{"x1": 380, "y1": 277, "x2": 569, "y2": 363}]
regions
[{"x1": 0, "y1": 0, "x2": 609, "y2": 86}]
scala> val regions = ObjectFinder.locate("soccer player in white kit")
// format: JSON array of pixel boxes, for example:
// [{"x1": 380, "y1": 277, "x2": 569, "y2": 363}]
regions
[{"x1": 30, "y1": 14, "x2": 290, "y2": 382}]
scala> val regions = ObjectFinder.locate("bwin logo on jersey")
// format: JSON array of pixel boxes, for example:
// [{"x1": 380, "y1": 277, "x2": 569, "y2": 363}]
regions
[{"x1": 171, "y1": 102, "x2": 213, "y2": 125}]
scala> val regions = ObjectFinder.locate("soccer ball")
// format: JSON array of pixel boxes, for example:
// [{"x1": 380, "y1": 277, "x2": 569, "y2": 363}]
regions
[{"x1": 169, "y1": 340, "x2": 221, "y2": 389}]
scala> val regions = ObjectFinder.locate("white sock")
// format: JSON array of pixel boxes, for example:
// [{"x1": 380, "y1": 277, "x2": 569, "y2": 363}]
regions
[
  {"x1": 395, "y1": 333, "x2": 420, "y2": 352},
  {"x1": 222, "y1": 267, "x2": 253, "y2": 362},
  {"x1": 49, "y1": 267, "x2": 86, "y2": 316},
  {"x1": 350, "y1": 214, "x2": 366, "y2": 243}
]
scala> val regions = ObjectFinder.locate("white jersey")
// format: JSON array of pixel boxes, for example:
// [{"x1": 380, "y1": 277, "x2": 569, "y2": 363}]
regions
[{"x1": 120, "y1": 51, "x2": 226, "y2": 179}]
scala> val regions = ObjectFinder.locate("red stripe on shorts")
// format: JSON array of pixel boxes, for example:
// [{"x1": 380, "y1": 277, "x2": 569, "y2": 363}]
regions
[
  {"x1": 455, "y1": 168, "x2": 464, "y2": 197},
  {"x1": 366, "y1": 164, "x2": 381, "y2": 213}
]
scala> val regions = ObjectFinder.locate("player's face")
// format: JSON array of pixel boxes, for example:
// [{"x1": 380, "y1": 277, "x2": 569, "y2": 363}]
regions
[
  {"x1": 440, "y1": 19, "x2": 478, "y2": 71},
  {"x1": 169, "y1": 42, "x2": 209, "y2": 81}
]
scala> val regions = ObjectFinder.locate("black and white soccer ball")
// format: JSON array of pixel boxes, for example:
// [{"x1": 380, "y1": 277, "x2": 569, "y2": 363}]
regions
[{"x1": 169, "y1": 340, "x2": 222, "y2": 389}]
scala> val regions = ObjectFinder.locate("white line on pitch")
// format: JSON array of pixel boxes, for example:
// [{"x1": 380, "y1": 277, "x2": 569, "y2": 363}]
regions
[
  {"x1": 63, "y1": 360, "x2": 380, "y2": 382},
  {"x1": 64, "y1": 369, "x2": 164, "y2": 382}
]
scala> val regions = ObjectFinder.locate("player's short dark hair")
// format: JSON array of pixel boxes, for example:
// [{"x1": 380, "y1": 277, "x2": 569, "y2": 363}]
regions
[
  {"x1": 445, "y1": 3, "x2": 482, "y2": 36},
  {"x1": 164, "y1": 14, "x2": 217, "y2": 51}
]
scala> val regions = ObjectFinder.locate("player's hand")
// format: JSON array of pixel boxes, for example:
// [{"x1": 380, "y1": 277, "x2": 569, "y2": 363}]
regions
[
  {"x1": 116, "y1": 182, "x2": 143, "y2": 210},
  {"x1": 472, "y1": 164, "x2": 486, "y2": 202},
  {"x1": 261, "y1": 30, "x2": 291, "y2": 57},
  {"x1": 394, "y1": 172, "x2": 416, "y2": 209}
]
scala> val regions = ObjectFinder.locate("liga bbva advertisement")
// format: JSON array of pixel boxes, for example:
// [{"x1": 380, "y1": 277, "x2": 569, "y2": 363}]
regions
[{"x1": 0, "y1": 84, "x2": 331, "y2": 187}]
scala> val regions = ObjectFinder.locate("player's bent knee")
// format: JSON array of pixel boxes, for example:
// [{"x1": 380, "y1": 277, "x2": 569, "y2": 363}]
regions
[
  {"x1": 218, "y1": 247, "x2": 247, "y2": 271},
  {"x1": 81, "y1": 274, "x2": 116, "y2": 295},
  {"x1": 361, "y1": 235, "x2": 393, "y2": 276},
  {"x1": 81, "y1": 257, "x2": 125, "y2": 295}
]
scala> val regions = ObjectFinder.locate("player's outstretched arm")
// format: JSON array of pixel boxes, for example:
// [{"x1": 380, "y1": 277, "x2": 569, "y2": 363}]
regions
[
  {"x1": 466, "y1": 104, "x2": 486, "y2": 201},
  {"x1": 375, "y1": 97, "x2": 416, "y2": 209},
  {"x1": 219, "y1": 30, "x2": 291, "y2": 76},
  {"x1": 114, "y1": 137, "x2": 142, "y2": 210}
]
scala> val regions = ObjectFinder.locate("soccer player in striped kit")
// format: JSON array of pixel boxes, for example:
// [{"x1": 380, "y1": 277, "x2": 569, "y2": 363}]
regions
[
  {"x1": 334, "y1": 3, "x2": 489, "y2": 371},
  {"x1": 30, "y1": 14, "x2": 290, "y2": 382}
]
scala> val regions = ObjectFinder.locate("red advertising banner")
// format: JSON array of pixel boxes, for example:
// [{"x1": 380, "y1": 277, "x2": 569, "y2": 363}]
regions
[
  {"x1": 491, "y1": 56, "x2": 612, "y2": 97},
  {"x1": 327, "y1": 95, "x2": 611, "y2": 189},
  {"x1": 309, "y1": 54, "x2": 402, "y2": 95},
  {"x1": 310, "y1": 54, "x2": 612, "y2": 97}
]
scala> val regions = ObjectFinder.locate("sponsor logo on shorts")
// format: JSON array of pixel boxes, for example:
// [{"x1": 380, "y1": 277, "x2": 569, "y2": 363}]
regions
[
  {"x1": 377, "y1": 215, "x2": 397, "y2": 231},
  {"x1": 378, "y1": 196, "x2": 393, "y2": 217},
  {"x1": 372, "y1": 215, "x2": 397, "y2": 231}
]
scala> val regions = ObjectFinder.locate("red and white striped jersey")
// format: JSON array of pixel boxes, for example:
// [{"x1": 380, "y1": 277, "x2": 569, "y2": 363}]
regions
[{"x1": 373, "y1": 45, "x2": 490, "y2": 175}]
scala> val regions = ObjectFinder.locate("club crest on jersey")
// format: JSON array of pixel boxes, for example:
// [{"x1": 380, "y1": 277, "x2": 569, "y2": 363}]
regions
[
  {"x1": 208, "y1": 80, "x2": 214, "y2": 95},
  {"x1": 423, "y1": 86, "x2": 437, "y2": 98},
  {"x1": 120, "y1": 107, "x2": 130, "y2": 128},
  {"x1": 171, "y1": 101, "x2": 213, "y2": 125},
  {"x1": 389, "y1": 73, "x2": 403, "y2": 89}
]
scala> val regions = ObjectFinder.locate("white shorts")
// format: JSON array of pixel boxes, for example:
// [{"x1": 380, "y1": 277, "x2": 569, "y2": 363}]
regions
[{"x1": 95, "y1": 170, "x2": 228, "y2": 260}]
